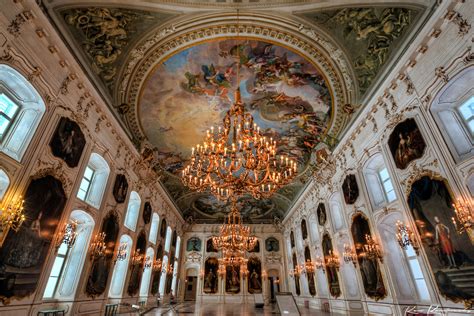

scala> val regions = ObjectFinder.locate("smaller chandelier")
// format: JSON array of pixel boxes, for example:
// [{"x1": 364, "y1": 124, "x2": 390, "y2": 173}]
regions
[
  {"x1": 131, "y1": 249, "x2": 144, "y2": 266},
  {"x1": 199, "y1": 269, "x2": 205, "y2": 279},
  {"x1": 115, "y1": 242, "x2": 128, "y2": 262},
  {"x1": 153, "y1": 258, "x2": 162, "y2": 272},
  {"x1": 396, "y1": 220, "x2": 420, "y2": 254},
  {"x1": 219, "y1": 251, "x2": 248, "y2": 267},
  {"x1": 167, "y1": 263, "x2": 174, "y2": 276},
  {"x1": 143, "y1": 256, "x2": 152, "y2": 271},
  {"x1": 314, "y1": 256, "x2": 325, "y2": 271},
  {"x1": 289, "y1": 264, "x2": 304, "y2": 277},
  {"x1": 89, "y1": 232, "x2": 107, "y2": 261},
  {"x1": 305, "y1": 259, "x2": 316, "y2": 274},
  {"x1": 452, "y1": 199, "x2": 473, "y2": 234},
  {"x1": 0, "y1": 196, "x2": 26, "y2": 232},
  {"x1": 343, "y1": 243, "x2": 358, "y2": 265},
  {"x1": 363, "y1": 234, "x2": 383, "y2": 262},
  {"x1": 56, "y1": 221, "x2": 79, "y2": 249},
  {"x1": 325, "y1": 250, "x2": 340, "y2": 270},
  {"x1": 262, "y1": 269, "x2": 268, "y2": 280}
]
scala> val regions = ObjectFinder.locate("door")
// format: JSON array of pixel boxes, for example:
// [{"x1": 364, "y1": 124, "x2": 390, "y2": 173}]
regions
[{"x1": 184, "y1": 276, "x2": 197, "y2": 300}]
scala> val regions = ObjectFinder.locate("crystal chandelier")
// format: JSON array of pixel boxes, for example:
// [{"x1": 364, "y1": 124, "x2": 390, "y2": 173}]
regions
[
  {"x1": 451, "y1": 198, "x2": 473, "y2": 234},
  {"x1": 289, "y1": 264, "x2": 304, "y2": 277},
  {"x1": 396, "y1": 220, "x2": 420, "y2": 254},
  {"x1": 166, "y1": 263, "x2": 174, "y2": 276},
  {"x1": 115, "y1": 242, "x2": 128, "y2": 262},
  {"x1": 324, "y1": 250, "x2": 340, "y2": 270},
  {"x1": 212, "y1": 200, "x2": 257, "y2": 253},
  {"x1": 362, "y1": 234, "x2": 383, "y2": 262},
  {"x1": 343, "y1": 243, "x2": 358, "y2": 265},
  {"x1": 89, "y1": 232, "x2": 107, "y2": 261},
  {"x1": 240, "y1": 264, "x2": 249, "y2": 279},
  {"x1": 0, "y1": 196, "x2": 26, "y2": 232},
  {"x1": 219, "y1": 249, "x2": 248, "y2": 267},
  {"x1": 131, "y1": 249, "x2": 144, "y2": 266},
  {"x1": 153, "y1": 258, "x2": 162, "y2": 272},
  {"x1": 56, "y1": 221, "x2": 79, "y2": 249},
  {"x1": 304, "y1": 259, "x2": 316, "y2": 273},
  {"x1": 181, "y1": 87, "x2": 297, "y2": 201}
]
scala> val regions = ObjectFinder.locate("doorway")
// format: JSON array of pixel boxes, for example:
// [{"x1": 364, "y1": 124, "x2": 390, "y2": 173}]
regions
[{"x1": 184, "y1": 276, "x2": 197, "y2": 301}]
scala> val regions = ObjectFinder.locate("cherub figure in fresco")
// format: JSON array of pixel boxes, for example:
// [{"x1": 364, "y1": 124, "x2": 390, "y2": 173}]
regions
[{"x1": 181, "y1": 72, "x2": 203, "y2": 94}]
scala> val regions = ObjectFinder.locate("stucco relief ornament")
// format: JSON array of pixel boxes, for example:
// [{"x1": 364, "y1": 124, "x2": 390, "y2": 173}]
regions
[
  {"x1": 187, "y1": 251, "x2": 202, "y2": 263},
  {"x1": 265, "y1": 251, "x2": 282, "y2": 264}
]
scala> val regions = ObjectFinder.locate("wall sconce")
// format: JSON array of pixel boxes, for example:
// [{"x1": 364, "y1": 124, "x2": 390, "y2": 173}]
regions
[
  {"x1": 324, "y1": 250, "x2": 340, "y2": 271},
  {"x1": 115, "y1": 242, "x2": 128, "y2": 262},
  {"x1": 56, "y1": 221, "x2": 79, "y2": 250},
  {"x1": 143, "y1": 256, "x2": 152, "y2": 271},
  {"x1": 240, "y1": 264, "x2": 249, "y2": 279},
  {"x1": 343, "y1": 244, "x2": 358, "y2": 265},
  {"x1": 262, "y1": 269, "x2": 268, "y2": 280},
  {"x1": 314, "y1": 256, "x2": 325, "y2": 272},
  {"x1": 167, "y1": 263, "x2": 174, "y2": 276},
  {"x1": 131, "y1": 249, "x2": 144, "y2": 267},
  {"x1": 363, "y1": 234, "x2": 383, "y2": 262},
  {"x1": 452, "y1": 199, "x2": 473, "y2": 234},
  {"x1": 289, "y1": 264, "x2": 303, "y2": 277},
  {"x1": 152, "y1": 259, "x2": 162, "y2": 272},
  {"x1": 0, "y1": 196, "x2": 26, "y2": 232},
  {"x1": 304, "y1": 259, "x2": 315, "y2": 274},
  {"x1": 396, "y1": 220, "x2": 420, "y2": 255},
  {"x1": 274, "y1": 277, "x2": 280, "y2": 285},
  {"x1": 199, "y1": 269, "x2": 205, "y2": 279},
  {"x1": 89, "y1": 232, "x2": 107, "y2": 261}
]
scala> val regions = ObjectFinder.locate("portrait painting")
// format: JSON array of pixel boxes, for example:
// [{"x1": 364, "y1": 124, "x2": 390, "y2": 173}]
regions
[
  {"x1": 143, "y1": 202, "x2": 152, "y2": 225},
  {"x1": 127, "y1": 231, "x2": 146, "y2": 296},
  {"x1": 186, "y1": 237, "x2": 202, "y2": 252},
  {"x1": 388, "y1": 118, "x2": 426, "y2": 170},
  {"x1": 151, "y1": 245, "x2": 163, "y2": 295},
  {"x1": 49, "y1": 117, "x2": 86, "y2": 168},
  {"x1": 247, "y1": 257, "x2": 262, "y2": 294},
  {"x1": 351, "y1": 214, "x2": 386, "y2": 301},
  {"x1": 290, "y1": 231, "x2": 295, "y2": 248},
  {"x1": 206, "y1": 238, "x2": 218, "y2": 253},
  {"x1": 317, "y1": 203, "x2": 327, "y2": 226},
  {"x1": 203, "y1": 257, "x2": 218, "y2": 294},
  {"x1": 322, "y1": 233, "x2": 341, "y2": 298},
  {"x1": 160, "y1": 218, "x2": 167, "y2": 238},
  {"x1": 0, "y1": 176, "x2": 67, "y2": 303},
  {"x1": 342, "y1": 174, "x2": 359, "y2": 204},
  {"x1": 113, "y1": 174, "x2": 128, "y2": 203},
  {"x1": 86, "y1": 212, "x2": 119, "y2": 297},
  {"x1": 248, "y1": 240, "x2": 260, "y2": 253},
  {"x1": 292, "y1": 253, "x2": 301, "y2": 296},
  {"x1": 265, "y1": 237, "x2": 279, "y2": 252},
  {"x1": 305, "y1": 246, "x2": 316, "y2": 296},
  {"x1": 226, "y1": 265, "x2": 241, "y2": 294},
  {"x1": 408, "y1": 176, "x2": 474, "y2": 306}
]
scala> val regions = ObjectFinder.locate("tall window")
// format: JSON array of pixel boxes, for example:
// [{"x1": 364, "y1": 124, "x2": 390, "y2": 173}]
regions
[
  {"x1": 159, "y1": 255, "x2": 169, "y2": 296},
  {"x1": 43, "y1": 210, "x2": 94, "y2": 300},
  {"x1": 405, "y1": 245, "x2": 430, "y2": 301},
  {"x1": 77, "y1": 153, "x2": 110, "y2": 208},
  {"x1": 0, "y1": 169, "x2": 9, "y2": 200},
  {"x1": 378, "y1": 168, "x2": 396, "y2": 202},
  {"x1": 139, "y1": 247, "x2": 155, "y2": 298},
  {"x1": 0, "y1": 93, "x2": 19, "y2": 141},
  {"x1": 77, "y1": 166, "x2": 94, "y2": 201},
  {"x1": 164, "y1": 227, "x2": 172, "y2": 252},
  {"x1": 149, "y1": 213, "x2": 160, "y2": 244},
  {"x1": 109, "y1": 234, "x2": 133, "y2": 298},
  {"x1": 458, "y1": 96, "x2": 474, "y2": 135},
  {"x1": 0, "y1": 64, "x2": 46, "y2": 161},
  {"x1": 124, "y1": 191, "x2": 141, "y2": 232}
]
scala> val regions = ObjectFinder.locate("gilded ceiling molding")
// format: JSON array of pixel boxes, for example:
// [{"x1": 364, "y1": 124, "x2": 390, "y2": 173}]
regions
[{"x1": 120, "y1": 12, "x2": 354, "y2": 147}]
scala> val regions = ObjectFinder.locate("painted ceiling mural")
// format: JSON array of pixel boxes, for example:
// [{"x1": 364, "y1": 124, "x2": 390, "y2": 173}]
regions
[
  {"x1": 300, "y1": 7, "x2": 422, "y2": 94},
  {"x1": 41, "y1": 3, "x2": 429, "y2": 222},
  {"x1": 139, "y1": 39, "x2": 329, "y2": 221}
]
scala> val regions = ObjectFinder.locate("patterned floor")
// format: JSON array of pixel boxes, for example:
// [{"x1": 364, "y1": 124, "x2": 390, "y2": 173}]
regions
[{"x1": 143, "y1": 301, "x2": 331, "y2": 315}]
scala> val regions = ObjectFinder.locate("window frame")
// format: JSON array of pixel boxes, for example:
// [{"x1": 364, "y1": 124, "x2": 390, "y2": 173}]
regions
[
  {"x1": 377, "y1": 167, "x2": 396, "y2": 203},
  {"x1": 457, "y1": 96, "x2": 474, "y2": 137},
  {"x1": 404, "y1": 245, "x2": 430, "y2": 302},
  {"x1": 43, "y1": 243, "x2": 71, "y2": 299},
  {"x1": 0, "y1": 91, "x2": 21, "y2": 143},
  {"x1": 77, "y1": 166, "x2": 96, "y2": 202}
]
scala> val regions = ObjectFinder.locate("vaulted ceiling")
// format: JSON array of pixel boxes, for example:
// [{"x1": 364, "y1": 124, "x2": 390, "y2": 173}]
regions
[{"x1": 40, "y1": 0, "x2": 435, "y2": 223}]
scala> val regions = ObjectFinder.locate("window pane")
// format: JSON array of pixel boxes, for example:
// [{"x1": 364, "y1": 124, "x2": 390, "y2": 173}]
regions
[
  {"x1": 43, "y1": 276, "x2": 58, "y2": 298},
  {"x1": 468, "y1": 119, "x2": 474, "y2": 133},
  {"x1": 409, "y1": 258, "x2": 423, "y2": 279},
  {"x1": 0, "y1": 94, "x2": 19, "y2": 118},
  {"x1": 50, "y1": 257, "x2": 65, "y2": 277},
  {"x1": 459, "y1": 100, "x2": 474, "y2": 120},
  {"x1": 57, "y1": 242, "x2": 68, "y2": 255},
  {"x1": 383, "y1": 180, "x2": 394, "y2": 192},
  {"x1": 0, "y1": 116, "x2": 10, "y2": 136},
  {"x1": 386, "y1": 190, "x2": 396, "y2": 202},
  {"x1": 405, "y1": 245, "x2": 416, "y2": 257},
  {"x1": 79, "y1": 179, "x2": 91, "y2": 192},
  {"x1": 77, "y1": 188, "x2": 87, "y2": 201},
  {"x1": 84, "y1": 167, "x2": 94, "y2": 180},
  {"x1": 415, "y1": 279, "x2": 430, "y2": 301},
  {"x1": 378, "y1": 168, "x2": 389, "y2": 181}
]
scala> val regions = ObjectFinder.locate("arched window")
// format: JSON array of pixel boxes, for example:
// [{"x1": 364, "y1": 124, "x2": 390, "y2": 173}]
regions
[
  {"x1": 431, "y1": 67, "x2": 474, "y2": 162},
  {"x1": 171, "y1": 259, "x2": 179, "y2": 295},
  {"x1": 329, "y1": 193, "x2": 345, "y2": 231},
  {"x1": 363, "y1": 154, "x2": 396, "y2": 210},
  {"x1": 290, "y1": 231, "x2": 295, "y2": 248},
  {"x1": 175, "y1": 236, "x2": 181, "y2": 258},
  {"x1": 43, "y1": 210, "x2": 95, "y2": 300},
  {"x1": 124, "y1": 191, "x2": 141, "y2": 232},
  {"x1": 0, "y1": 64, "x2": 45, "y2": 161},
  {"x1": 109, "y1": 234, "x2": 133, "y2": 298},
  {"x1": 149, "y1": 213, "x2": 160, "y2": 244},
  {"x1": 77, "y1": 153, "x2": 110, "y2": 208},
  {"x1": 139, "y1": 247, "x2": 155, "y2": 298},
  {"x1": 0, "y1": 169, "x2": 9, "y2": 200},
  {"x1": 301, "y1": 219, "x2": 308, "y2": 240},
  {"x1": 164, "y1": 227, "x2": 172, "y2": 253},
  {"x1": 159, "y1": 255, "x2": 169, "y2": 296}
]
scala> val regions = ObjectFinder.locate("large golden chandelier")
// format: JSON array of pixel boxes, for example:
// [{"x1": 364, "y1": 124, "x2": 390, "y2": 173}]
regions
[{"x1": 181, "y1": 87, "x2": 297, "y2": 201}]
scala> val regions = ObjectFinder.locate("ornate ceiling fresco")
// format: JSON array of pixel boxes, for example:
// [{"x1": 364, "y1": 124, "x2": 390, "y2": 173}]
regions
[{"x1": 41, "y1": 1, "x2": 431, "y2": 223}]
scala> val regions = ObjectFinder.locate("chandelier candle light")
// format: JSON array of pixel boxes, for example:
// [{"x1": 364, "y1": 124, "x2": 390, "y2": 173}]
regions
[
  {"x1": 131, "y1": 249, "x2": 144, "y2": 267},
  {"x1": 363, "y1": 234, "x2": 383, "y2": 262},
  {"x1": 57, "y1": 221, "x2": 79, "y2": 249},
  {"x1": 115, "y1": 242, "x2": 128, "y2": 262},
  {"x1": 153, "y1": 258, "x2": 162, "y2": 272},
  {"x1": 0, "y1": 196, "x2": 26, "y2": 232},
  {"x1": 343, "y1": 243, "x2": 358, "y2": 265},
  {"x1": 451, "y1": 198, "x2": 473, "y2": 234},
  {"x1": 89, "y1": 232, "x2": 107, "y2": 261},
  {"x1": 325, "y1": 250, "x2": 340, "y2": 270},
  {"x1": 396, "y1": 220, "x2": 420, "y2": 254}
]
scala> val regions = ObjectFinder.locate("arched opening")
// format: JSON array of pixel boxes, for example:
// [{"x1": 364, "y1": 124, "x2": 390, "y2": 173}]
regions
[
  {"x1": 247, "y1": 257, "x2": 262, "y2": 294},
  {"x1": 124, "y1": 191, "x2": 141, "y2": 232},
  {"x1": 159, "y1": 255, "x2": 169, "y2": 296},
  {"x1": 0, "y1": 64, "x2": 46, "y2": 161},
  {"x1": 329, "y1": 193, "x2": 345, "y2": 231},
  {"x1": 322, "y1": 233, "x2": 341, "y2": 298},
  {"x1": 0, "y1": 169, "x2": 10, "y2": 201},
  {"x1": 139, "y1": 247, "x2": 155, "y2": 298},
  {"x1": 149, "y1": 213, "x2": 160, "y2": 244},
  {"x1": 292, "y1": 253, "x2": 300, "y2": 296},
  {"x1": 305, "y1": 246, "x2": 316, "y2": 296},
  {"x1": 203, "y1": 257, "x2": 218, "y2": 294},
  {"x1": 164, "y1": 226, "x2": 172, "y2": 253},
  {"x1": 109, "y1": 234, "x2": 132, "y2": 298},
  {"x1": 290, "y1": 231, "x2": 295, "y2": 248},
  {"x1": 128, "y1": 231, "x2": 147, "y2": 296},
  {"x1": 184, "y1": 268, "x2": 198, "y2": 301},
  {"x1": 301, "y1": 219, "x2": 308, "y2": 240},
  {"x1": 77, "y1": 153, "x2": 110, "y2": 209},
  {"x1": 363, "y1": 153, "x2": 396, "y2": 210},
  {"x1": 43, "y1": 210, "x2": 95, "y2": 300}
]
